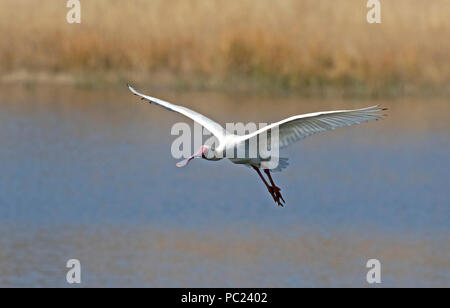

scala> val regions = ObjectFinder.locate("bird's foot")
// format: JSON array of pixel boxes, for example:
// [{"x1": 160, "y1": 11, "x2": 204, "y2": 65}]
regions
[{"x1": 268, "y1": 186, "x2": 285, "y2": 207}]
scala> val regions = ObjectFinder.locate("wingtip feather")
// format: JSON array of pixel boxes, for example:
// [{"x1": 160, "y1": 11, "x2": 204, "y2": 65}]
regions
[{"x1": 127, "y1": 83, "x2": 139, "y2": 96}]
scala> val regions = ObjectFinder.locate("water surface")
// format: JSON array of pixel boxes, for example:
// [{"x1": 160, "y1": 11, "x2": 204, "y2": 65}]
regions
[{"x1": 0, "y1": 85, "x2": 449, "y2": 287}]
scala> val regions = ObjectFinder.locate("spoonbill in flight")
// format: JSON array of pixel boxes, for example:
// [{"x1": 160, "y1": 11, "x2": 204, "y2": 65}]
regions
[{"x1": 128, "y1": 84, "x2": 386, "y2": 207}]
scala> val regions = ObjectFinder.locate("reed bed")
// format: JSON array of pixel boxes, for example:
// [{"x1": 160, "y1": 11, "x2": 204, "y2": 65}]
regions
[{"x1": 1, "y1": 0, "x2": 449, "y2": 95}]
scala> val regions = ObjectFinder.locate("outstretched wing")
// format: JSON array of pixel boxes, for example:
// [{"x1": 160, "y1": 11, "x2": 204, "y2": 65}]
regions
[
  {"x1": 128, "y1": 84, "x2": 227, "y2": 141},
  {"x1": 237, "y1": 105, "x2": 387, "y2": 149}
]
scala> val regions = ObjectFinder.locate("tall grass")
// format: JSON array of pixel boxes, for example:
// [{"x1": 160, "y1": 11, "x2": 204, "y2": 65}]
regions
[{"x1": 1, "y1": 0, "x2": 450, "y2": 95}]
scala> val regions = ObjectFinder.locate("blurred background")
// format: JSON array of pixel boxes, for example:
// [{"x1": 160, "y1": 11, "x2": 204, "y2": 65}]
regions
[
  {"x1": 2, "y1": 0, "x2": 450, "y2": 96},
  {"x1": 0, "y1": 0, "x2": 449, "y2": 287}
]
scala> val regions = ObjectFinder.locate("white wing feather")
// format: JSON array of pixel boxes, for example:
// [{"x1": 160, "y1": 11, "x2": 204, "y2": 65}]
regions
[
  {"x1": 128, "y1": 84, "x2": 227, "y2": 141},
  {"x1": 238, "y1": 105, "x2": 387, "y2": 149}
]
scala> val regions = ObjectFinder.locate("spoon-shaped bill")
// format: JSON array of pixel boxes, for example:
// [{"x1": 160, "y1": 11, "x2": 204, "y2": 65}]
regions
[
  {"x1": 176, "y1": 155, "x2": 195, "y2": 167},
  {"x1": 175, "y1": 147, "x2": 206, "y2": 167}
]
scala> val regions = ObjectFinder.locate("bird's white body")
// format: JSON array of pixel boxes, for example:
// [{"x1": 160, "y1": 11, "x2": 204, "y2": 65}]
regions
[{"x1": 128, "y1": 84, "x2": 386, "y2": 205}]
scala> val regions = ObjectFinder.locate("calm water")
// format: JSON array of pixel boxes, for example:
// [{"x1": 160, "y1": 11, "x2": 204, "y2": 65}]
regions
[{"x1": 0, "y1": 85, "x2": 449, "y2": 287}]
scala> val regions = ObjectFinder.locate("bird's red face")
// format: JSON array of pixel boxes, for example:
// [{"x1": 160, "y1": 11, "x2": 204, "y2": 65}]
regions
[{"x1": 176, "y1": 146, "x2": 209, "y2": 167}]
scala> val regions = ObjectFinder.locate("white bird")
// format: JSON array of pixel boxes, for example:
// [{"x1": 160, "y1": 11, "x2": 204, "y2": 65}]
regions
[{"x1": 128, "y1": 84, "x2": 387, "y2": 206}]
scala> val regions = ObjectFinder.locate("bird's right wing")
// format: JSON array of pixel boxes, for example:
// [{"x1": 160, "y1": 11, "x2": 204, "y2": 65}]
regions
[
  {"x1": 128, "y1": 84, "x2": 227, "y2": 141},
  {"x1": 237, "y1": 105, "x2": 387, "y2": 149}
]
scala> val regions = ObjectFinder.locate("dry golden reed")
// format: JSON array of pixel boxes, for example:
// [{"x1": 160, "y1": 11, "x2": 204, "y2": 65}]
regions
[{"x1": 1, "y1": 0, "x2": 450, "y2": 94}]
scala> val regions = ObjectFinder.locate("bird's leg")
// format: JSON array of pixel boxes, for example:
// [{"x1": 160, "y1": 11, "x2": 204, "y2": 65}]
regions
[
  {"x1": 264, "y1": 169, "x2": 285, "y2": 205},
  {"x1": 252, "y1": 166, "x2": 282, "y2": 205}
]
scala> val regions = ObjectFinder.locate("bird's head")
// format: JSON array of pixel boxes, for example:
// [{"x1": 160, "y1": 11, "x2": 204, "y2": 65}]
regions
[{"x1": 176, "y1": 145, "x2": 211, "y2": 167}]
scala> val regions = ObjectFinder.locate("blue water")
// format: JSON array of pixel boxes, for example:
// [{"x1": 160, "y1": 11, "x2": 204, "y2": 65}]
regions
[{"x1": 0, "y1": 87, "x2": 449, "y2": 287}]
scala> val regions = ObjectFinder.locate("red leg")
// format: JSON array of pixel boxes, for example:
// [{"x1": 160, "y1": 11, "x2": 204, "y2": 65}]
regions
[
  {"x1": 252, "y1": 166, "x2": 283, "y2": 206},
  {"x1": 264, "y1": 169, "x2": 286, "y2": 204}
]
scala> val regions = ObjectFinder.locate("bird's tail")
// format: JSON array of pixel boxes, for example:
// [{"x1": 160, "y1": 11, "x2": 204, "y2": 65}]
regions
[{"x1": 261, "y1": 157, "x2": 289, "y2": 172}]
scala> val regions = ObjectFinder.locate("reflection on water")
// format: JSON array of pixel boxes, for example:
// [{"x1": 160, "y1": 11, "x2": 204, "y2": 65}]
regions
[
  {"x1": 0, "y1": 85, "x2": 449, "y2": 287},
  {"x1": 0, "y1": 226, "x2": 448, "y2": 287}
]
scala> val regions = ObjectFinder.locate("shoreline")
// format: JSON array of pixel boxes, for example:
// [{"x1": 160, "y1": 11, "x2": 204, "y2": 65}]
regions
[{"x1": 1, "y1": 70, "x2": 448, "y2": 99}]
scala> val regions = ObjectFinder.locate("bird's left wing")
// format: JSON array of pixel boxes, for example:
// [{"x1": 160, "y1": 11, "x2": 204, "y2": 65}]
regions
[
  {"x1": 237, "y1": 105, "x2": 387, "y2": 149},
  {"x1": 128, "y1": 84, "x2": 227, "y2": 140}
]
